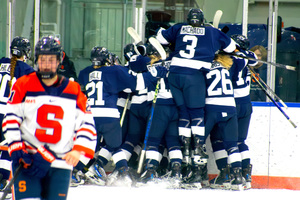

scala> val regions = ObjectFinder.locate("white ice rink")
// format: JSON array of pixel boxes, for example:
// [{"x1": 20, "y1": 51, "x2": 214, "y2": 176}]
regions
[{"x1": 68, "y1": 185, "x2": 300, "y2": 200}]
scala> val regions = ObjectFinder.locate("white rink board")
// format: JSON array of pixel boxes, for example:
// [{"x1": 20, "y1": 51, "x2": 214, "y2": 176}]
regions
[{"x1": 206, "y1": 102, "x2": 300, "y2": 177}]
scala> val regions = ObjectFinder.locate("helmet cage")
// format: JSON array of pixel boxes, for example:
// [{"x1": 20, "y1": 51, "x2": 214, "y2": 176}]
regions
[{"x1": 34, "y1": 36, "x2": 63, "y2": 79}]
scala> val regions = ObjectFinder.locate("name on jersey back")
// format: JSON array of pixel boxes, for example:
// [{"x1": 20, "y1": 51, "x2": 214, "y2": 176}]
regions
[
  {"x1": 180, "y1": 25, "x2": 205, "y2": 35},
  {"x1": 0, "y1": 63, "x2": 11, "y2": 73},
  {"x1": 89, "y1": 71, "x2": 102, "y2": 82}
]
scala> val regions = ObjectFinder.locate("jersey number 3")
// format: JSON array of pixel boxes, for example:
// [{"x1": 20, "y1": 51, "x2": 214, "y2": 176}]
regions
[{"x1": 35, "y1": 104, "x2": 64, "y2": 144}]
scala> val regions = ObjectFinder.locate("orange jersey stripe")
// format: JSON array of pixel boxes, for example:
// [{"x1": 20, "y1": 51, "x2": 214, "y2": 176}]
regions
[
  {"x1": 72, "y1": 145, "x2": 95, "y2": 159},
  {"x1": 77, "y1": 127, "x2": 97, "y2": 137},
  {"x1": 2, "y1": 119, "x2": 21, "y2": 128}
]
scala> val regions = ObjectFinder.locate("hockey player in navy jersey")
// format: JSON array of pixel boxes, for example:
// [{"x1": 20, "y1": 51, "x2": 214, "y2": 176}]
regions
[
  {"x1": 78, "y1": 46, "x2": 167, "y2": 186},
  {"x1": 204, "y1": 53, "x2": 244, "y2": 191},
  {"x1": 126, "y1": 47, "x2": 183, "y2": 186},
  {"x1": 209, "y1": 35, "x2": 257, "y2": 190},
  {"x1": 3, "y1": 36, "x2": 97, "y2": 200},
  {"x1": 230, "y1": 35, "x2": 257, "y2": 189},
  {"x1": 156, "y1": 8, "x2": 236, "y2": 185},
  {"x1": 0, "y1": 36, "x2": 34, "y2": 193}
]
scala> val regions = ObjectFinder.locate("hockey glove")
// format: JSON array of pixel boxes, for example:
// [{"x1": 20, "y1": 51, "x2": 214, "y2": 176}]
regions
[
  {"x1": 8, "y1": 141, "x2": 32, "y2": 169},
  {"x1": 149, "y1": 66, "x2": 168, "y2": 78},
  {"x1": 26, "y1": 145, "x2": 57, "y2": 178}
]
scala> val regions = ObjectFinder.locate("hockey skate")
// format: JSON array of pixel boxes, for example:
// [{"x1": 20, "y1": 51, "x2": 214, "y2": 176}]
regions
[
  {"x1": 230, "y1": 167, "x2": 244, "y2": 191},
  {"x1": 0, "y1": 173, "x2": 8, "y2": 191},
  {"x1": 166, "y1": 162, "x2": 182, "y2": 189},
  {"x1": 139, "y1": 166, "x2": 158, "y2": 183},
  {"x1": 0, "y1": 173, "x2": 11, "y2": 199},
  {"x1": 193, "y1": 142, "x2": 209, "y2": 165},
  {"x1": 210, "y1": 165, "x2": 231, "y2": 190},
  {"x1": 84, "y1": 163, "x2": 106, "y2": 186},
  {"x1": 181, "y1": 165, "x2": 202, "y2": 189},
  {"x1": 106, "y1": 166, "x2": 133, "y2": 187},
  {"x1": 242, "y1": 164, "x2": 252, "y2": 189},
  {"x1": 71, "y1": 169, "x2": 85, "y2": 187},
  {"x1": 200, "y1": 164, "x2": 210, "y2": 188}
]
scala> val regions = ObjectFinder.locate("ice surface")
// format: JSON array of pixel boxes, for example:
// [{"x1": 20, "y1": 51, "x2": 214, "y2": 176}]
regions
[{"x1": 67, "y1": 185, "x2": 300, "y2": 200}]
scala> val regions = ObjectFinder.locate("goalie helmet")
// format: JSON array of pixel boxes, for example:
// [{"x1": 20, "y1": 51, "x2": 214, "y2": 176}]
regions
[
  {"x1": 187, "y1": 8, "x2": 204, "y2": 27},
  {"x1": 90, "y1": 46, "x2": 111, "y2": 66},
  {"x1": 231, "y1": 34, "x2": 250, "y2": 50},
  {"x1": 10, "y1": 36, "x2": 31, "y2": 59},
  {"x1": 34, "y1": 36, "x2": 63, "y2": 79}
]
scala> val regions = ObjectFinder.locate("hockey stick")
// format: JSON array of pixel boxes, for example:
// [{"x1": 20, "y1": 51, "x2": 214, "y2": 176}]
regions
[
  {"x1": 248, "y1": 66, "x2": 288, "y2": 109},
  {"x1": 136, "y1": 37, "x2": 167, "y2": 174},
  {"x1": 222, "y1": 52, "x2": 296, "y2": 71},
  {"x1": 120, "y1": 93, "x2": 131, "y2": 127},
  {"x1": 127, "y1": 27, "x2": 143, "y2": 55},
  {"x1": 251, "y1": 71, "x2": 297, "y2": 128},
  {"x1": 213, "y1": 10, "x2": 223, "y2": 29},
  {"x1": 0, "y1": 164, "x2": 22, "y2": 200},
  {"x1": 0, "y1": 140, "x2": 8, "y2": 151},
  {"x1": 0, "y1": 146, "x2": 8, "y2": 151}
]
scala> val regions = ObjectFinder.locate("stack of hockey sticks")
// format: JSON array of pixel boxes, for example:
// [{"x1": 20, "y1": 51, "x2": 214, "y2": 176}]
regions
[{"x1": 248, "y1": 66, "x2": 297, "y2": 128}]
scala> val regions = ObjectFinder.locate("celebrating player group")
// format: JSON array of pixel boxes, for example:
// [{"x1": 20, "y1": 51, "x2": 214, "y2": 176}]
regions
[{"x1": 0, "y1": 8, "x2": 261, "y2": 200}]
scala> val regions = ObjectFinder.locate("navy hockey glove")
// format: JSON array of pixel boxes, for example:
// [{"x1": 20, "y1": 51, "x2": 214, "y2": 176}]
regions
[
  {"x1": 8, "y1": 141, "x2": 32, "y2": 169},
  {"x1": 26, "y1": 145, "x2": 57, "y2": 178},
  {"x1": 149, "y1": 66, "x2": 168, "y2": 78}
]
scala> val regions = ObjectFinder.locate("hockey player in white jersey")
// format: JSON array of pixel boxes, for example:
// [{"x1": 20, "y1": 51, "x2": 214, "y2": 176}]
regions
[{"x1": 3, "y1": 36, "x2": 97, "y2": 200}]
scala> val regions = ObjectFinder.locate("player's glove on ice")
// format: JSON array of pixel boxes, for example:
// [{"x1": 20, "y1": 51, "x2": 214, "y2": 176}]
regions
[
  {"x1": 26, "y1": 145, "x2": 57, "y2": 178},
  {"x1": 8, "y1": 141, "x2": 32, "y2": 169}
]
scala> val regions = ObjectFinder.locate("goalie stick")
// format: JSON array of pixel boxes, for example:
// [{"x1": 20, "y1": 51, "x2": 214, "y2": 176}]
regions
[
  {"x1": 213, "y1": 10, "x2": 223, "y2": 29},
  {"x1": 137, "y1": 37, "x2": 167, "y2": 174},
  {"x1": 251, "y1": 70, "x2": 297, "y2": 128},
  {"x1": 221, "y1": 52, "x2": 296, "y2": 71}
]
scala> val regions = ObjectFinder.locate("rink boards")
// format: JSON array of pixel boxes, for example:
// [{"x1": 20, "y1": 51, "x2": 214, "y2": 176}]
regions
[{"x1": 206, "y1": 102, "x2": 300, "y2": 190}]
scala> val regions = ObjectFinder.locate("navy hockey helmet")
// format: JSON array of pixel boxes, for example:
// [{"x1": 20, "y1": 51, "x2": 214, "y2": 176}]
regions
[
  {"x1": 123, "y1": 44, "x2": 136, "y2": 61},
  {"x1": 10, "y1": 36, "x2": 31, "y2": 59},
  {"x1": 187, "y1": 8, "x2": 204, "y2": 27},
  {"x1": 231, "y1": 34, "x2": 250, "y2": 50},
  {"x1": 90, "y1": 46, "x2": 111, "y2": 66},
  {"x1": 35, "y1": 36, "x2": 63, "y2": 63},
  {"x1": 35, "y1": 36, "x2": 63, "y2": 79}
]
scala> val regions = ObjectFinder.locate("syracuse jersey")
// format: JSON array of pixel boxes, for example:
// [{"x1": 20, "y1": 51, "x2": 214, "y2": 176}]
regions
[{"x1": 2, "y1": 73, "x2": 97, "y2": 169}]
